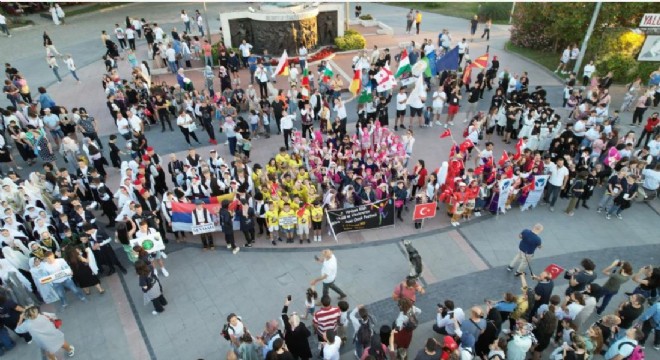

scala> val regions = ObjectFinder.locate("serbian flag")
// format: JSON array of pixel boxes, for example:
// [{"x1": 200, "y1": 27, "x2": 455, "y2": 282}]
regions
[
  {"x1": 498, "y1": 150, "x2": 510, "y2": 166},
  {"x1": 272, "y1": 50, "x2": 289, "y2": 78},
  {"x1": 544, "y1": 263, "x2": 565, "y2": 280},
  {"x1": 471, "y1": 53, "x2": 489, "y2": 69},
  {"x1": 440, "y1": 129, "x2": 452, "y2": 139},
  {"x1": 171, "y1": 197, "x2": 233, "y2": 232},
  {"x1": 349, "y1": 69, "x2": 361, "y2": 96},
  {"x1": 322, "y1": 63, "x2": 333, "y2": 83}
]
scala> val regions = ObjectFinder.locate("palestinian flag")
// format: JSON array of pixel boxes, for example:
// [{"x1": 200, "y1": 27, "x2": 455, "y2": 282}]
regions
[
  {"x1": 272, "y1": 50, "x2": 289, "y2": 78},
  {"x1": 358, "y1": 89, "x2": 373, "y2": 104},
  {"x1": 395, "y1": 49, "x2": 411, "y2": 78},
  {"x1": 349, "y1": 69, "x2": 361, "y2": 95},
  {"x1": 322, "y1": 63, "x2": 333, "y2": 83}
]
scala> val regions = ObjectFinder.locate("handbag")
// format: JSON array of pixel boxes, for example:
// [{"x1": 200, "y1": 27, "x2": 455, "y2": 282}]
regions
[
  {"x1": 395, "y1": 199, "x2": 404, "y2": 208},
  {"x1": 45, "y1": 314, "x2": 62, "y2": 329},
  {"x1": 188, "y1": 122, "x2": 197, "y2": 132}
]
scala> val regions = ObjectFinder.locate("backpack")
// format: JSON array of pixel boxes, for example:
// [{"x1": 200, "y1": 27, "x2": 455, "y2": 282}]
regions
[
  {"x1": 221, "y1": 318, "x2": 241, "y2": 341},
  {"x1": 618, "y1": 342, "x2": 644, "y2": 360},
  {"x1": 402, "y1": 310, "x2": 418, "y2": 331},
  {"x1": 356, "y1": 317, "x2": 374, "y2": 347},
  {"x1": 644, "y1": 96, "x2": 652, "y2": 107}
]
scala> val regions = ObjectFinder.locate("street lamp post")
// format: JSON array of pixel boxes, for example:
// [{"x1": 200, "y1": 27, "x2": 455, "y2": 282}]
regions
[
  {"x1": 203, "y1": 1, "x2": 212, "y2": 45},
  {"x1": 573, "y1": 1, "x2": 602, "y2": 75}
]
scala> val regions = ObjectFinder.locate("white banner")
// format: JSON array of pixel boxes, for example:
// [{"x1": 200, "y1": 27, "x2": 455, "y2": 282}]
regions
[
  {"x1": 522, "y1": 175, "x2": 550, "y2": 211},
  {"x1": 498, "y1": 178, "x2": 513, "y2": 214},
  {"x1": 40, "y1": 268, "x2": 73, "y2": 284},
  {"x1": 640, "y1": 13, "x2": 660, "y2": 28},
  {"x1": 279, "y1": 216, "x2": 297, "y2": 227},
  {"x1": 191, "y1": 223, "x2": 216, "y2": 235},
  {"x1": 130, "y1": 233, "x2": 166, "y2": 254}
]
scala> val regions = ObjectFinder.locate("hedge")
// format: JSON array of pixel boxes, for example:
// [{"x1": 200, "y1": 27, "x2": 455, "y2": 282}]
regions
[{"x1": 334, "y1": 29, "x2": 366, "y2": 51}]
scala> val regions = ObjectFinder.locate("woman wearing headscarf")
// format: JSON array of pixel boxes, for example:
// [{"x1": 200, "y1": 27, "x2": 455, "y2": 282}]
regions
[
  {"x1": 219, "y1": 66, "x2": 232, "y2": 92},
  {"x1": 281, "y1": 297, "x2": 312, "y2": 360},
  {"x1": 15, "y1": 306, "x2": 76, "y2": 359},
  {"x1": 0, "y1": 258, "x2": 37, "y2": 306}
]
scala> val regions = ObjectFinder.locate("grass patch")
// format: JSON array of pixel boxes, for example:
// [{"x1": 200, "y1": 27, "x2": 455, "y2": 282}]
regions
[
  {"x1": 7, "y1": 18, "x2": 34, "y2": 29},
  {"x1": 504, "y1": 41, "x2": 560, "y2": 74},
  {"x1": 387, "y1": 2, "x2": 512, "y2": 25},
  {"x1": 65, "y1": 2, "x2": 128, "y2": 17}
]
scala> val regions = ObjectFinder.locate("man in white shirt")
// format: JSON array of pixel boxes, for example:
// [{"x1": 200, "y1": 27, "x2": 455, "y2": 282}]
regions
[
  {"x1": 322, "y1": 329, "x2": 342, "y2": 360},
  {"x1": 311, "y1": 249, "x2": 347, "y2": 299},
  {"x1": 408, "y1": 87, "x2": 426, "y2": 128},
  {"x1": 192, "y1": 200, "x2": 215, "y2": 250},
  {"x1": 126, "y1": 110, "x2": 143, "y2": 134},
  {"x1": 280, "y1": 111, "x2": 295, "y2": 151},
  {"x1": 181, "y1": 10, "x2": 191, "y2": 33},
  {"x1": 165, "y1": 44, "x2": 177, "y2": 73},
  {"x1": 432, "y1": 89, "x2": 447, "y2": 126},
  {"x1": 0, "y1": 13, "x2": 11, "y2": 37},
  {"x1": 238, "y1": 40, "x2": 252, "y2": 68},
  {"x1": 131, "y1": 18, "x2": 142, "y2": 38},
  {"x1": 457, "y1": 38, "x2": 468, "y2": 66},
  {"x1": 543, "y1": 158, "x2": 569, "y2": 211},
  {"x1": 395, "y1": 87, "x2": 407, "y2": 131},
  {"x1": 42, "y1": 251, "x2": 87, "y2": 308},
  {"x1": 299, "y1": 46, "x2": 308, "y2": 70},
  {"x1": 114, "y1": 24, "x2": 126, "y2": 50},
  {"x1": 582, "y1": 60, "x2": 595, "y2": 87},
  {"x1": 254, "y1": 63, "x2": 269, "y2": 99},
  {"x1": 116, "y1": 113, "x2": 131, "y2": 141},
  {"x1": 153, "y1": 23, "x2": 164, "y2": 42},
  {"x1": 196, "y1": 13, "x2": 204, "y2": 36}
]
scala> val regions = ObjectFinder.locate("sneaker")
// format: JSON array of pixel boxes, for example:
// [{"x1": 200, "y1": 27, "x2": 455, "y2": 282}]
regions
[
  {"x1": 549, "y1": 207, "x2": 555, "y2": 212},
  {"x1": 152, "y1": 311, "x2": 159, "y2": 316},
  {"x1": 653, "y1": 345, "x2": 660, "y2": 351},
  {"x1": 232, "y1": 247, "x2": 240, "y2": 255},
  {"x1": 514, "y1": 272, "x2": 524, "y2": 277},
  {"x1": 506, "y1": 266, "x2": 513, "y2": 272},
  {"x1": 449, "y1": 121, "x2": 454, "y2": 126},
  {"x1": 443, "y1": 123, "x2": 448, "y2": 129},
  {"x1": 400, "y1": 125, "x2": 406, "y2": 129},
  {"x1": 68, "y1": 345, "x2": 75, "y2": 357},
  {"x1": 616, "y1": 214, "x2": 623, "y2": 220},
  {"x1": 606, "y1": 214, "x2": 611, "y2": 220},
  {"x1": 161, "y1": 268, "x2": 169, "y2": 277},
  {"x1": 245, "y1": 243, "x2": 253, "y2": 248},
  {"x1": 596, "y1": 207, "x2": 602, "y2": 213},
  {"x1": 226, "y1": 244, "x2": 232, "y2": 249},
  {"x1": 271, "y1": 240, "x2": 277, "y2": 246},
  {"x1": 435, "y1": 121, "x2": 442, "y2": 126}
]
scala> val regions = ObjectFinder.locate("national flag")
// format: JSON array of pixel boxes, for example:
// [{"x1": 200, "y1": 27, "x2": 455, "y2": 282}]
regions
[
  {"x1": 296, "y1": 204, "x2": 308, "y2": 218},
  {"x1": 427, "y1": 50, "x2": 437, "y2": 75},
  {"x1": 449, "y1": 143, "x2": 460, "y2": 158},
  {"x1": 472, "y1": 53, "x2": 489, "y2": 69},
  {"x1": 322, "y1": 63, "x2": 333, "y2": 83},
  {"x1": 474, "y1": 165, "x2": 484, "y2": 175},
  {"x1": 171, "y1": 196, "x2": 235, "y2": 232},
  {"x1": 544, "y1": 264, "x2": 565, "y2": 280},
  {"x1": 435, "y1": 46, "x2": 459, "y2": 72},
  {"x1": 422, "y1": 57, "x2": 432, "y2": 78},
  {"x1": 513, "y1": 139, "x2": 525, "y2": 160},
  {"x1": 349, "y1": 69, "x2": 361, "y2": 95},
  {"x1": 405, "y1": 74, "x2": 425, "y2": 106},
  {"x1": 375, "y1": 64, "x2": 395, "y2": 92},
  {"x1": 358, "y1": 89, "x2": 373, "y2": 104},
  {"x1": 394, "y1": 49, "x2": 412, "y2": 78},
  {"x1": 440, "y1": 129, "x2": 452, "y2": 139},
  {"x1": 301, "y1": 67, "x2": 310, "y2": 88},
  {"x1": 529, "y1": 179, "x2": 536, "y2": 191},
  {"x1": 498, "y1": 151, "x2": 510, "y2": 166},
  {"x1": 413, "y1": 202, "x2": 437, "y2": 221},
  {"x1": 459, "y1": 139, "x2": 474, "y2": 153},
  {"x1": 505, "y1": 166, "x2": 514, "y2": 179},
  {"x1": 462, "y1": 63, "x2": 473, "y2": 85},
  {"x1": 272, "y1": 50, "x2": 289, "y2": 78}
]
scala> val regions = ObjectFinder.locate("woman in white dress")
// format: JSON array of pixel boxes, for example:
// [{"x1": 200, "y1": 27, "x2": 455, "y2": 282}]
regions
[{"x1": 29, "y1": 257, "x2": 60, "y2": 304}]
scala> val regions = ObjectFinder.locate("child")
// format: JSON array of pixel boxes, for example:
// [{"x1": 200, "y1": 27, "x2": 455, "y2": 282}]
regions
[
  {"x1": 303, "y1": 288, "x2": 318, "y2": 320},
  {"x1": 337, "y1": 300, "x2": 350, "y2": 343},
  {"x1": 249, "y1": 110, "x2": 259, "y2": 136},
  {"x1": 423, "y1": 106, "x2": 433, "y2": 127},
  {"x1": 310, "y1": 200, "x2": 323, "y2": 242},
  {"x1": 242, "y1": 136, "x2": 252, "y2": 159},
  {"x1": 264, "y1": 200, "x2": 280, "y2": 245},
  {"x1": 259, "y1": 110, "x2": 271, "y2": 138},
  {"x1": 108, "y1": 134, "x2": 122, "y2": 168}
]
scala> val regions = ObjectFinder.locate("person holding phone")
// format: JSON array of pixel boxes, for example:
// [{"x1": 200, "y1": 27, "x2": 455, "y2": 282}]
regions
[{"x1": 597, "y1": 260, "x2": 633, "y2": 315}]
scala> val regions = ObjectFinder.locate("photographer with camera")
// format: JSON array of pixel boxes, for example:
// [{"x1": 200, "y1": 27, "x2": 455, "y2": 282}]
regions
[{"x1": 432, "y1": 299, "x2": 465, "y2": 336}]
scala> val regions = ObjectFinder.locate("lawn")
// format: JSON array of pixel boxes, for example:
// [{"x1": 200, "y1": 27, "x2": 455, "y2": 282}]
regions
[
  {"x1": 388, "y1": 2, "x2": 513, "y2": 25},
  {"x1": 504, "y1": 41, "x2": 563, "y2": 75},
  {"x1": 65, "y1": 2, "x2": 128, "y2": 17},
  {"x1": 7, "y1": 17, "x2": 34, "y2": 29}
]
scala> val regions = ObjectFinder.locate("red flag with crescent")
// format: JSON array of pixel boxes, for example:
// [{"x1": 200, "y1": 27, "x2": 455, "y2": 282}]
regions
[
  {"x1": 498, "y1": 150, "x2": 510, "y2": 166},
  {"x1": 413, "y1": 202, "x2": 437, "y2": 220},
  {"x1": 440, "y1": 129, "x2": 452, "y2": 139},
  {"x1": 544, "y1": 264, "x2": 565, "y2": 280}
]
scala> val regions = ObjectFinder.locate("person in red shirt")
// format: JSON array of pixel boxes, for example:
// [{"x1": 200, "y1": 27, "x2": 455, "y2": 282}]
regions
[
  {"x1": 392, "y1": 277, "x2": 425, "y2": 304},
  {"x1": 411, "y1": 159, "x2": 428, "y2": 198},
  {"x1": 636, "y1": 112, "x2": 659, "y2": 148}
]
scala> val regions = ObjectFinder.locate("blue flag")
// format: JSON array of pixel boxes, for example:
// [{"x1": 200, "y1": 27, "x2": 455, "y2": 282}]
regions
[
  {"x1": 427, "y1": 51, "x2": 437, "y2": 75},
  {"x1": 435, "y1": 46, "x2": 459, "y2": 73}
]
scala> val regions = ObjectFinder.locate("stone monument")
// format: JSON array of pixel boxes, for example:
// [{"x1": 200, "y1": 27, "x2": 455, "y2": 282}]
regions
[{"x1": 220, "y1": 2, "x2": 344, "y2": 55}]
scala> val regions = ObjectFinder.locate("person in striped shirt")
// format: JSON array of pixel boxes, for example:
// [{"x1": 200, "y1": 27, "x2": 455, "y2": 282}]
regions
[{"x1": 313, "y1": 295, "x2": 341, "y2": 357}]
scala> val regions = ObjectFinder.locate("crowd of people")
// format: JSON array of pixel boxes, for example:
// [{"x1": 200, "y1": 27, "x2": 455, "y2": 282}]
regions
[{"x1": 0, "y1": 4, "x2": 659, "y2": 360}]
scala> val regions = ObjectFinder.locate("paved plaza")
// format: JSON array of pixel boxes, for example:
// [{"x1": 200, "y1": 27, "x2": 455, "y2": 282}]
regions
[{"x1": 1, "y1": 2, "x2": 659, "y2": 360}]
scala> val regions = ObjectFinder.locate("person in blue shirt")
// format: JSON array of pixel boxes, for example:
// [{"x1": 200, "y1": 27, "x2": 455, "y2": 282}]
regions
[
  {"x1": 507, "y1": 223, "x2": 543, "y2": 276},
  {"x1": 640, "y1": 302, "x2": 660, "y2": 350},
  {"x1": 604, "y1": 327, "x2": 643, "y2": 360},
  {"x1": 247, "y1": 54, "x2": 258, "y2": 86}
]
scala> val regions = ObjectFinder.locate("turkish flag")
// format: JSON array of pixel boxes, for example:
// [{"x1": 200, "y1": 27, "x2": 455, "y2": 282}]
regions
[
  {"x1": 460, "y1": 139, "x2": 474, "y2": 153},
  {"x1": 413, "y1": 202, "x2": 437, "y2": 220},
  {"x1": 440, "y1": 129, "x2": 452, "y2": 139},
  {"x1": 544, "y1": 264, "x2": 565, "y2": 280},
  {"x1": 498, "y1": 151, "x2": 510, "y2": 166}
]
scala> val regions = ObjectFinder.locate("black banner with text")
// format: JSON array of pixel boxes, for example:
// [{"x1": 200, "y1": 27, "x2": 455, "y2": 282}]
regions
[{"x1": 326, "y1": 199, "x2": 395, "y2": 238}]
